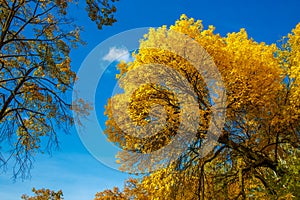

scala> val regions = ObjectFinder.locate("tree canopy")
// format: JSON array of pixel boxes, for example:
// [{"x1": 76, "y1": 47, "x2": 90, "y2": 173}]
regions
[
  {"x1": 0, "y1": 0, "x2": 118, "y2": 179},
  {"x1": 100, "y1": 15, "x2": 300, "y2": 199},
  {"x1": 21, "y1": 188, "x2": 63, "y2": 200}
]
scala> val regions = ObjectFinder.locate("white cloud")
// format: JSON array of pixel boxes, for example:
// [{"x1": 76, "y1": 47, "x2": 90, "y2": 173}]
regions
[{"x1": 103, "y1": 46, "x2": 131, "y2": 63}]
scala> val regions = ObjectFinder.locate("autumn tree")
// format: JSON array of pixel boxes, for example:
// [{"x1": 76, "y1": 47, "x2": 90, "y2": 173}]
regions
[
  {"x1": 0, "y1": 0, "x2": 118, "y2": 179},
  {"x1": 21, "y1": 188, "x2": 63, "y2": 200},
  {"x1": 94, "y1": 178, "x2": 147, "y2": 200},
  {"x1": 101, "y1": 15, "x2": 300, "y2": 199}
]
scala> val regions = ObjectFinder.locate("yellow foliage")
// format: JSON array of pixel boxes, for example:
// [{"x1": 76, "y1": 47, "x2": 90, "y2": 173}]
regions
[{"x1": 102, "y1": 14, "x2": 300, "y2": 199}]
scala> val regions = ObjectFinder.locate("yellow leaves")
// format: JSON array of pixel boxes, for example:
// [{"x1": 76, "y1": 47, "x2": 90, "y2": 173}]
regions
[
  {"x1": 116, "y1": 61, "x2": 128, "y2": 78},
  {"x1": 56, "y1": 57, "x2": 71, "y2": 73},
  {"x1": 53, "y1": 57, "x2": 77, "y2": 92},
  {"x1": 46, "y1": 14, "x2": 54, "y2": 23},
  {"x1": 180, "y1": 14, "x2": 188, "y2": 20},
  {"x1": 0, "y1": 0, "x2": 96, "y2": 180},
  {"x1": 170, "y1": 14, "x2": 203, "y2": 39},
  {"x1": 116, "y1": 159, "x2": 121, "y2": 164},
  {"x1": 102, "y1": 15, "x2": 300, "y2": 200},
  {"x1": 60, "y1": 66, "x2": 69, "y2": 73},
  {"x1": 33, "y1": 67, "x2": 45, "y2": 77},
  {"x1": 217, "y1": 27, "x2": 283, "y2": 113},
  {"x1": 276, "y1": 22, "x2": 300, "y2": 132},
  {"x1": 22, "y1": 188, "x2": 63, "y2": 200},
  {"x1": 74, "y1": 28, "x2": 80, "y2": 41},
  {"x1": 278, "y1": 193, "x2": 296, "y2": 200},
  {"x1": 288, "y1": 23, "x2": 300, "y2": 47},
  {"x1": 17, "y1": 124, "x2": 41, "y2": 151},
  {"x1": 22, "y1": 83, "x2": 45, "y2": 102}
]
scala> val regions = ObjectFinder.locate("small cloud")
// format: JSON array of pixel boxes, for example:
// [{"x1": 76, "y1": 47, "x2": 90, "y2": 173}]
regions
[{"x1": 103, "y1": 47, "x2": 131, "y2": 63}]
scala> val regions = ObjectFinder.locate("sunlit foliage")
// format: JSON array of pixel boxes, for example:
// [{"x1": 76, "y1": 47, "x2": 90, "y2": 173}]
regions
[
  {"x1": 0, "y1": 0, "x2": 117, "y2": 179},
  {"x1": 100, "y1": 15, "x2": 300, "y2": 199},
  {"x1": 21, "y1": 188, "x2": 63, "y2": 200}
]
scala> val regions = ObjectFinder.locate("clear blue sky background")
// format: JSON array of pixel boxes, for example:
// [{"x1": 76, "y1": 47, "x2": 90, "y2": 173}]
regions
[{"x1": 1, "y1": 0, "x2": 300, "y2": 199}]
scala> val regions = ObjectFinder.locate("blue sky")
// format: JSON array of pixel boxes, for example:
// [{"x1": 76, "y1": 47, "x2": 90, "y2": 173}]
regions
[{"x1": 1, "y1": 0, "x2": 300, "y2": 199}]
